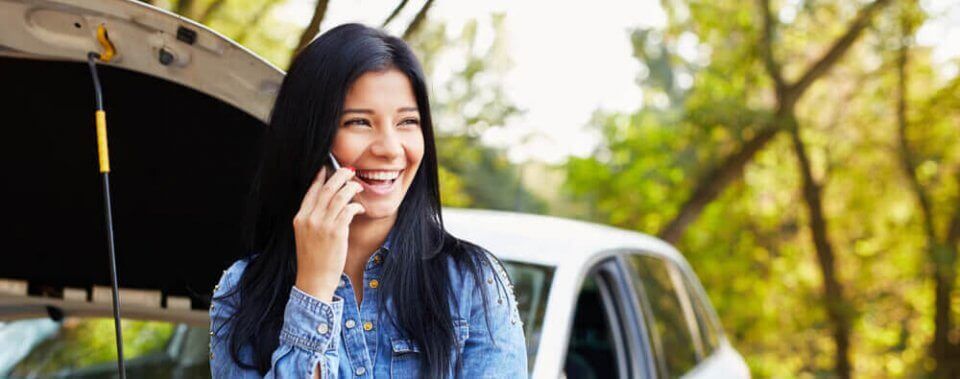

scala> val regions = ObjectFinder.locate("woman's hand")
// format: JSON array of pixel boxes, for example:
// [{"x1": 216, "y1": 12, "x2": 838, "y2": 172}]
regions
[{"x1": 293, "y1": 166, "x2": 366, "y2": 302}]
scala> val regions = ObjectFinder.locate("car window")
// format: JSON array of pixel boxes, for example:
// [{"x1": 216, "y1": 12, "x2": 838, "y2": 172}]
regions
[
  {"x1": 627, "y1": 254, "x2": 700, "y2": 378},
  {"x1": 501, "y1": 260, "x2": 554, "y2": 375},
  {"x1": 564, "y1": 271, "x2": 627, "y2": 379},
  {"x1": 682, "y1": 273, "x2": 720, "y2": 356},
  {"x1": 0, "y1": 317, "x2": 208, "y2": 378}
]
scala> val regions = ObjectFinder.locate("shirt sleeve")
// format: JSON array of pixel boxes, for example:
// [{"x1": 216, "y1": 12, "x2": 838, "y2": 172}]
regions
[
  {"x1": 458, "y1": 251, "x2": 529, "y2": 378},
  {"x1": 209, "y1": 259, "x2": 344, "y2": 379}
]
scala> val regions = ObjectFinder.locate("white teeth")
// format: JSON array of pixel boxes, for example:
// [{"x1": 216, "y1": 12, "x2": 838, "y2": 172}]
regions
[{"x1": 358, "y1": 170, "x2": 400, "y2": 180}]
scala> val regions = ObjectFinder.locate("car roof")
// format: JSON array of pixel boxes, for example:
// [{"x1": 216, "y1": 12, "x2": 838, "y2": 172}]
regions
[
  {"x1": 442, "y1": 208, "x2": 686, "y2": 269},
  {"x1": 0, "y1": 0, "x2": 283, "y2": 123}
]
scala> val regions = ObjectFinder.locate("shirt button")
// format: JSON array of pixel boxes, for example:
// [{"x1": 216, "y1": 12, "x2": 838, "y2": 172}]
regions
[
  {"x1": 317, "y1": 323, "x2": 329, "y2": 334},
  {"x1": 373, "y1": 255, "x2": 382, "y2": 264},
  {"x1": 345, "y1": 319, "x2": 356, "y2": 329},
  {"x1": 369, "y1": 279, "x2": 379, "y2": 289},
  {"x1": 355, "y1": 367, "x2": 366, "y2": 376},
  {"x1": 363, "y1": 321, "x2": 373, "y2": 331}
]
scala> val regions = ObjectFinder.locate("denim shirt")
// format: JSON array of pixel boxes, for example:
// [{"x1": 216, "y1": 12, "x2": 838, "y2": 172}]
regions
[{"x1": 209, "y1": 239, "x2": 528, "y2": 379}]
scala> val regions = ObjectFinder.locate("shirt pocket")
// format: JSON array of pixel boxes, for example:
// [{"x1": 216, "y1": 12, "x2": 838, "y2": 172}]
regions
[{"x1": 389, "y1": 318, "x2": 469, "y2": 378}]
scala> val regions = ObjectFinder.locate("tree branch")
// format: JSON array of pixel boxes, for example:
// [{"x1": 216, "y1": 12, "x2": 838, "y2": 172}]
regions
[
  {"x1": 788, "y1": 0, "x2": 892, "y2": 101},
  {"x1": 658, "y1": 121, "x2": 780, "y2": 244},
  {"x1": 402, "y1": 0, "x2": 434, "y2": 41},
  {"x1": 235, "y1": 0, "x2": 282, "y2": 45},
  {"x1": 198, "y1": 0, "x2": 227, "y2": 24},
  {"x1": 758, "y1": 0, "x2": 785, "y2": 93},
  {"x1": 175, "y1": 0, "x2": 195, "y2": 18},
  {"x1": 295, "y1": 0, "x2": 331, "y2": 55},
  {"x1": 382, "y1": 0, "x2": 410, "y2": 28}
]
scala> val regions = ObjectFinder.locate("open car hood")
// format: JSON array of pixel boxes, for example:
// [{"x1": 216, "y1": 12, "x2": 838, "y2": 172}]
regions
[{"x1": 0, "y1": 0, "x2": 284, "y2": 323}]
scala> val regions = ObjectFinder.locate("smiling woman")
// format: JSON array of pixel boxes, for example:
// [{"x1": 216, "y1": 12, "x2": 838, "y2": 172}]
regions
[
  {"x1": 332, "y1": 68, "x2": 425, "y2": 219},
  {"x1": 209, "y1": 23, "x2": 528, "y2": 379}
]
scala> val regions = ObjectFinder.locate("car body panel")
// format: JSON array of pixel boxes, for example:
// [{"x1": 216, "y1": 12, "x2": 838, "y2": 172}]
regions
[{"x1": 0, "y1": 0, "x2": 283, "y2": 123}]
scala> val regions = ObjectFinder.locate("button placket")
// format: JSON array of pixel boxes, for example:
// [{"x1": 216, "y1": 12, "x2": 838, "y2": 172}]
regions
[
  {"x1": 336, "y1": 276, "x2": 374, "y2": 378},
  {"x1": 359, "y1": 262, "x2": 383, "y2": 364}
]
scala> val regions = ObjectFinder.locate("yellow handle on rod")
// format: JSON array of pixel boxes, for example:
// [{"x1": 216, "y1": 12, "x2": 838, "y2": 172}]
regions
[{"x1": 96, "y1": 110, "x2": 110, "y2": 173}]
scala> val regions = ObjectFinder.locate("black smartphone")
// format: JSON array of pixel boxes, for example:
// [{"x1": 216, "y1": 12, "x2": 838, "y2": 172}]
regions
[{"x1": 325, "y1": 152, "x2": 341, "y2": 180}]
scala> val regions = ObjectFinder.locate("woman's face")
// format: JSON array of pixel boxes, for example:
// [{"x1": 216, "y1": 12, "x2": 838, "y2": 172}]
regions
[{"x1": 331, "y1": 67, "x2": 425, "y2": 220}]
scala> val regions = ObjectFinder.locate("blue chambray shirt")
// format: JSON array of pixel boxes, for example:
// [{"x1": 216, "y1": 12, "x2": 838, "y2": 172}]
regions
[{"x1": 209, "y1": 236, "x2": 528, "y2": 378}]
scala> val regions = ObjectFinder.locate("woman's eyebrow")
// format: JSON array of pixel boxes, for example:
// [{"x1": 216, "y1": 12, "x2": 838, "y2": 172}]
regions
[{"x1": 342, "y1": 107, "x2": 418, "y2": 115}]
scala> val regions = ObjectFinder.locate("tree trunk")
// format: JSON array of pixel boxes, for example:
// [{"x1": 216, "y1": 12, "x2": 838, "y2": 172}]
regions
[
  {"x1": 788, "y1": 116, "x2": 852, "y2": 379},
  {"x1": 893, "y1": 15, "x2": 959, "y2": 378}
]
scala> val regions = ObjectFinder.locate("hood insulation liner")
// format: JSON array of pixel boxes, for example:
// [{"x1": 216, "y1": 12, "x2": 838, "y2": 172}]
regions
[{"x1": 1, "y1": 57, "x2": 265, "y2": 309}]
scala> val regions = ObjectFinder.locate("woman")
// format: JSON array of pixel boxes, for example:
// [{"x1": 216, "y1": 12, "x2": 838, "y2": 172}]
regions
[{"x1": 209, "y1": 23, "x2": 527, "y2": 378}]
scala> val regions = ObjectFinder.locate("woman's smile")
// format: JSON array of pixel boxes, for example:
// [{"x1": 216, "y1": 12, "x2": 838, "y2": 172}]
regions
[{"x1": 354, "y1": 168, "x2": 404, "y2": 195}]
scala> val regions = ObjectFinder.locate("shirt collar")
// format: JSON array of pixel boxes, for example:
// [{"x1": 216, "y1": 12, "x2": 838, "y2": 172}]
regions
[{"x1": 382, "y1": 226, "x2": 395, "y2": 252}]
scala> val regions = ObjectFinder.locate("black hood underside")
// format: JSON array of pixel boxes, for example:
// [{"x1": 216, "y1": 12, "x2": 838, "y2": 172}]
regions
[{"x1": 1, "y1": 56, "x2": 265, "y2": 309}]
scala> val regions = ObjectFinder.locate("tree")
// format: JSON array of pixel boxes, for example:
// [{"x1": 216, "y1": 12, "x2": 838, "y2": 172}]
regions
[
  {"x1": 892, "y1": 4, "x2": 960, "y2": 376},
  {"x1": 657, "y1": 0, "x2": 893, "y2": 245},
  {"x1": 407, "y1": 16, "x2": 545, "y2": 212},
  {"x1": 559, "y1": 0, "x2": 960, "y2": 376}
]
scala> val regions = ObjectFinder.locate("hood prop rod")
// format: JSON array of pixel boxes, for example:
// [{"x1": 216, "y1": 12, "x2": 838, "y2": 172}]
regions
[{"x1": 87, "y1": 23, "x2": 126, "y2": 379}]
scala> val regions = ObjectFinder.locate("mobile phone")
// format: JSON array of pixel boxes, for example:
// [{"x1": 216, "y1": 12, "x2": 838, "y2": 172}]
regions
[{"x1": 328, "y1": 152, "x2": 342, "y2": 170}]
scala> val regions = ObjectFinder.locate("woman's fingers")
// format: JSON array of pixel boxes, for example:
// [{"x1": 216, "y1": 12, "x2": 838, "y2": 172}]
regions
[
  {"x1": 295, "y1": 167, "x2": 326, "y2": 222},
  {"x1": 324, "y1": 181, "x2": 363, "y2": 224},
  {"x1": 311, "y1": 167, "x2": 356, "y2": 220},
  {"x1": 334, "y1": 202, "x2": 366, "y2": 228}
]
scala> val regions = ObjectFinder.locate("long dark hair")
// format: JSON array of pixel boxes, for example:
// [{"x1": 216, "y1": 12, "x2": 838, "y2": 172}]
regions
[{"x1": 221, "y1": 23, "x2": 500, "y2": 378}]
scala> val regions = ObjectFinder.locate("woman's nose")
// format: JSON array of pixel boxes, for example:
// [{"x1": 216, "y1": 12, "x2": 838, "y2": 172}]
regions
[{"x1": 369, "y1": 126, "x2": 404, "y2": 159}]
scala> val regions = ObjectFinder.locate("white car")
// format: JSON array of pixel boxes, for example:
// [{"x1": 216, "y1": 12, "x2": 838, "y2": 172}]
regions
[{"x1": 0, "y1": 0, "x2": 750, "y2": 378}]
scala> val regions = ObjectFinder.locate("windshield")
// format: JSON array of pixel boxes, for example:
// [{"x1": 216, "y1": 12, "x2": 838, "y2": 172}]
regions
[{"x1": 0, "y1": 261, "x2": 553, "y2": 377}]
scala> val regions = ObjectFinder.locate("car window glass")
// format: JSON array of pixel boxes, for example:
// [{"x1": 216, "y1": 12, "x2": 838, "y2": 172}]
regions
[
  {"x1": 564, "y1": 274, "x2": 622, "y2": 379},
  {"x1": 502, "y1": 260, "x2": 554, "y2": 375},
  {"x1": 0, "y1": 317, "x2": 208, "y2": 378},
  {"x1": 628, "y1": 255, "x2": 699, "y2": 378},
  {"x1": 683, "y1": 274, "x2": 719, "y2": 356}
]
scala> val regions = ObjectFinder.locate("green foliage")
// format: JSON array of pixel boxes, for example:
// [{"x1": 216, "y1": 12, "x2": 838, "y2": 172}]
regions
[
  {"x1": 563, "y1": 0, "x2": 960, "y2": 377},
  {"x1": 407, "y1": 16, "x2": 544, "y2": 212},
  {"x1": 11, "y1": 318, "x2": 175, "y2": 375}
]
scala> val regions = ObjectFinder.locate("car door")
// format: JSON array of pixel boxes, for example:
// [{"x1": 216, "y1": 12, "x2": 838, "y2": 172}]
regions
[
  {"x1": 624, "y1": 252, "x2": 724, "y2": 379},
  {"x1": 563, "y1": 257, "x2": 656, "y2": 379}
]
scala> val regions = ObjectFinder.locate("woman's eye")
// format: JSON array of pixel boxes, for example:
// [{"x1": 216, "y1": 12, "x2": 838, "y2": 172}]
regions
[
  {"x1": 400, "y1": 118, "x2": 420, "y2": 127},
  {"x1": 345, "y1": 119, "x2": 371, "y2": 127}
]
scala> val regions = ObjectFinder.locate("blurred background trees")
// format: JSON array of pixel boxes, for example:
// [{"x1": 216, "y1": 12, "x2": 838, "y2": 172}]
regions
[{"x1": 147, "y1": 0, "x2": 959, "y2": 376}]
